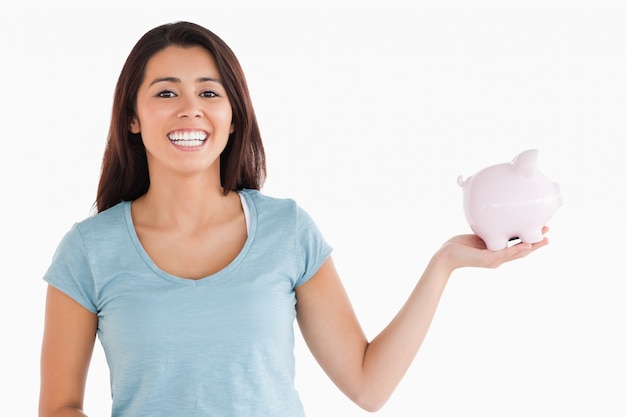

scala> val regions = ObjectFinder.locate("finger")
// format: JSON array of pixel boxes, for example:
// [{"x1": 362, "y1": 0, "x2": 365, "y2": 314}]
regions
[{"x1": 509, "y1": 237, "x2": 549, "y2": 259}]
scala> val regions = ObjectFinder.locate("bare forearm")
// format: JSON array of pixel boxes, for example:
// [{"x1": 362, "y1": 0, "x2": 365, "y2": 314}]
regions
[
  {"x1": 354, "y1": 232, "x2": 547, "y2": 410},
  {"x1": 297, "y1": 235, "x2": 547, "y2": 412},
  {"x1": 357, "y1": 251, "x2": 452, "y2": 410}
]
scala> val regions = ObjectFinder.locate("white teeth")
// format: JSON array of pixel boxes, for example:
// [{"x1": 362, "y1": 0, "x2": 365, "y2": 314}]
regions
[
  {"x1": 175, "y1": 140, "x2": 205, "y2": 147},
  {"x1": 167, "y1": 131, "x2": 208, "y2": 142}
]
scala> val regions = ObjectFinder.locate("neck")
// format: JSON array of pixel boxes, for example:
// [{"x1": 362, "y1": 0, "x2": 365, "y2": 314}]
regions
[{"x1": 134, "y1": 168, "x2": 235, "y2": 230}]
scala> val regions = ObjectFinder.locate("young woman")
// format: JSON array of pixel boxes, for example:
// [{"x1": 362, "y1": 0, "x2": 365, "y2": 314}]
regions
[{"x1": 39, "y1": 21, "x2": 549, "y2": 417}]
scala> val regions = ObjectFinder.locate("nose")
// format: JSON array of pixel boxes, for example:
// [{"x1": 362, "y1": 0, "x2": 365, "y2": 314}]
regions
[{"x1": 177, "y1": 95, "x2": 203, "y2": 119}]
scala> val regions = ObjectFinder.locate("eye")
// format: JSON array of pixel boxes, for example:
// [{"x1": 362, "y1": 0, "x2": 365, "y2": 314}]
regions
[
  {"x1": 156, "y1": 90, "x2": 177, "y2": 98},
  {"x1": 200, "y1": 90, "x2": 219, "y2": 98}
]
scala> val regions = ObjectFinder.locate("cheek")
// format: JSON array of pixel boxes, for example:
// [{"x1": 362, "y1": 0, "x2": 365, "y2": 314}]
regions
[
  {"x1": 133, "y1": 106, "x2": 165, "y2": 141},
  {"x1": 142, "y1": 104, "x2": 170, "y2": 121},
  {"x1": 216, "y1": 106, "x2": 234, "y2": 127},
  {"x1": 210, "y1": 108, "x2": 234, "y2": 135}
]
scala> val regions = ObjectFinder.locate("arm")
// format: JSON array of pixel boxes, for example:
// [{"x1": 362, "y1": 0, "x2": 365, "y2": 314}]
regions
[
  {"x1": 39, "y1": 285, "x2": 98, "y2": 417},
  {"x1": 295, "y1": 230, "x2": 549, "y2": 412}
]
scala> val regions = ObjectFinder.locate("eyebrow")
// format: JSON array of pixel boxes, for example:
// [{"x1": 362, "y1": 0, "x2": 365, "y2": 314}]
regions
[{"x1": 149, "y1": 76, "x2": 223, "y2": 86}]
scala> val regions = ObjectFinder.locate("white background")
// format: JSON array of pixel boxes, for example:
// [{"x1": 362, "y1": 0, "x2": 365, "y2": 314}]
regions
[{"x1": 1, "y1": 1, "x2": 624, "y2": 415}]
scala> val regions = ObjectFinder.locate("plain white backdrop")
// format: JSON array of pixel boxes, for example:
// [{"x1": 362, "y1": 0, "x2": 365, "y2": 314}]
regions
[{"x1": 1, "y1": 1, "x2": 624, "y2": 415}]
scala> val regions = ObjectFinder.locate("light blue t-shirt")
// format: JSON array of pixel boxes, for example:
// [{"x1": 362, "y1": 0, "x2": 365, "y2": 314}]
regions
[{"x1": 43, "y1": 190, "x2": 333, "y2": 417}]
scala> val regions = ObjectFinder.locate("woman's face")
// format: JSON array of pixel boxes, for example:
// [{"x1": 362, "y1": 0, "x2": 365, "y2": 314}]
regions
[{"x1": 130, "y1": 45, "x2": 234, "y2": 181}]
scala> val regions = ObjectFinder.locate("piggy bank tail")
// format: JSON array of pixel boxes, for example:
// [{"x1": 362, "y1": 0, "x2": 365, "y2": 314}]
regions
[{"x1": 457, "y1": 175, "x2": 468, "y2": 187}]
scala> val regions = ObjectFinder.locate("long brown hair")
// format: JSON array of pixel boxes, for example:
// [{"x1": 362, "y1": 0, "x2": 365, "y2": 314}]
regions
[{"x1": 96, "y1": 22, "x2": 266, "y2": 212}]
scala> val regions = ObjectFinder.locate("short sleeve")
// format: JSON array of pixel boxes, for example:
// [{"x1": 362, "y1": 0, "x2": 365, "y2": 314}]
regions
[
  {"x1": 294, "y1": 205, "x2": 333, "y2": 287},
  {"x1": 43, "y1": 224, "x2": 98, "y2": 313}
]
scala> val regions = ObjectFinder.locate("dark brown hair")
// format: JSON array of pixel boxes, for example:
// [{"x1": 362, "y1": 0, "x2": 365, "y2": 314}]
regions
[{"x1": 96, "y1": 21, "x2": 266, "y2": 212}]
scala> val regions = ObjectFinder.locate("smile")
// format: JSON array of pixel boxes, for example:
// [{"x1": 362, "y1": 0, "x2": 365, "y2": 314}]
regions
[{"x1": 167, "y1": 130, "x2": 208, "y2": 147}]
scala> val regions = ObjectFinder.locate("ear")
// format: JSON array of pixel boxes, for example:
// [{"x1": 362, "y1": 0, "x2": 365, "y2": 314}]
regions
[
  {"x1": 511, "y1": 149, "x2": 539, "y2": 179},
  {"x1": 130, "y1": 117, "x2": 141, "y2": 134},
  {"x1": 229, "y1": 122, "x2": 235, "y2": 134}
]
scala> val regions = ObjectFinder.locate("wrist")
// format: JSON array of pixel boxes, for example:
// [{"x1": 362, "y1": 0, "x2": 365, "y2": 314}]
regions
[{"x1": 431, "y1": 244, "x2": 459, "y2": 276}]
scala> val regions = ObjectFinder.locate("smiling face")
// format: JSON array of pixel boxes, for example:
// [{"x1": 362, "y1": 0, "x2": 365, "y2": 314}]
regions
[{"x1": 130, "y1": 45, "x2": 234, "y2": 182}]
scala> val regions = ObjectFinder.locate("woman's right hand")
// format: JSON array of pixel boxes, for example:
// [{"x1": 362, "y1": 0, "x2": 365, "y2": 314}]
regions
[{"x1": 435, "y1": 226, "x2": 550, "y2": 272}]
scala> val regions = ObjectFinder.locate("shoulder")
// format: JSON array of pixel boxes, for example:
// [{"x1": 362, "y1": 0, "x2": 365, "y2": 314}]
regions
[
  {"x1": 240, "y1": 189, "x2": 300, "y2": 221},
  {"x1": 43, "y1": 204, "x2": 128, "y2": 313},
  {"x1": 69, "y1": 201, "x2": 129, "y2": 244},
  {"x1": 48, "y1": 201, "x2": 134, "y2": 281},
  {"x1": 240, "y1": 189, "x2": 297, "y2": 210},
  {"x1": 240, "y1": 189, "x2": 325, "y2": 237}
]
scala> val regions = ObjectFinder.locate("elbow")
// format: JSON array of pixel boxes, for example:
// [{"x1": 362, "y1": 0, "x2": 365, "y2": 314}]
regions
[
  {"x1": 356, "y1": 399, "x2": 387, "y2": 413},
  {"x1": 359, "y1": 402, "x2": 385, "y2": 413},
  {"x1": 352, "y1": 391, "x2": 390, "y2": 413}
]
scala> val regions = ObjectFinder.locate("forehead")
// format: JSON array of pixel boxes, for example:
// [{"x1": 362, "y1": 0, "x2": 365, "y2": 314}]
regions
[{"x1": 144, "y1": 45, "x2": 219, "y2": 77}]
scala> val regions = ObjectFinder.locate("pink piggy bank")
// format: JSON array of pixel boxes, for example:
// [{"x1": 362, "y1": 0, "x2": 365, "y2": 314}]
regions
[{"x1": 457, "y1": 149, "x2": 562, "y2": 250}]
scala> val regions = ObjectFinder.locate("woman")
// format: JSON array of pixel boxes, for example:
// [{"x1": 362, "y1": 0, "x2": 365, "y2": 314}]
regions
[{"x1": 39, "y1": 21, "x2": 548, "y2": 417}]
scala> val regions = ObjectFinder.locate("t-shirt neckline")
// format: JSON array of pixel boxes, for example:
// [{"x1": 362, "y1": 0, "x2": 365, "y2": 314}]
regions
[{"x1": 122, "y1": 190, "x2": 256, "y2": 286}]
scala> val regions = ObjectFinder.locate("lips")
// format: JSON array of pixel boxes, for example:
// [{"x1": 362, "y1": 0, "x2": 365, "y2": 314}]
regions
[{"x1": 167, "y1": 130, "x2": 208, "y2": 147}]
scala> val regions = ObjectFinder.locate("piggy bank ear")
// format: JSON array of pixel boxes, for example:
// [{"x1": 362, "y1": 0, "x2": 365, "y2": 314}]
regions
[{"x1": 511, "y1": 149, "x2": 539, "y2": 179}]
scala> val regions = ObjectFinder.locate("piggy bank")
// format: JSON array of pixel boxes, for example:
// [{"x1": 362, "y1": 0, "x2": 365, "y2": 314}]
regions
[{"x1": 457, "y1": 149, "x2": 562, "y2": 250}]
